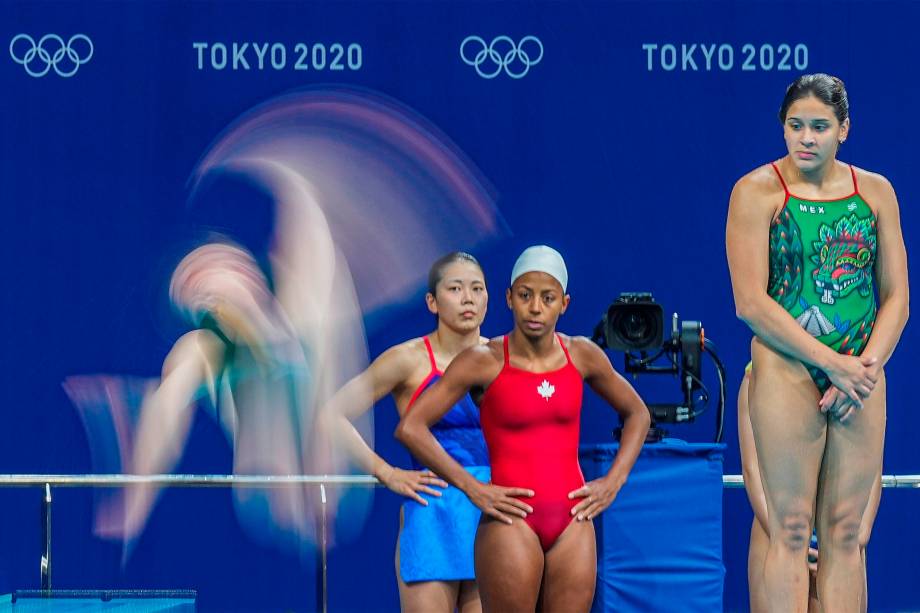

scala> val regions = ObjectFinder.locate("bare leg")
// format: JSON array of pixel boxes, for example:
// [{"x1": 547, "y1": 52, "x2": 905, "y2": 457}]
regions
[
  {"x1": 539, "y1": 519, "x2": 596, "y2": 613},
  {"x1": 739, "y1": 372, "x2": 770, "y2": 613},
  {"x1": 475, "y1": 516, "x2": 544, "y2": 613},
  {"x1": 122, "y1": 331, "x2": 226, "y2": 540},
  {"x1": 743, "y1": 370, "x2": 820, "y2": 613},
  {"x1": 749, "y1": 339, "x2": 826, "y2": 613},
  {"x1": 815, "y1": 374, "x2": 885, "y2": 612},
  {"x1": 857, "y1": 473, "x2": 881, "y2": 613},
  {"x1": 859, "y1": 548, "x2": 868, "y2": 613},
  {"x1": 809, "y1": 570, "x2": 822, "y2": 613},
  {"x1": 748, "y1": 517, "x2": 770, "y2": 613},
  {"x1": 458, "y1": 580, "x2": 483, "y2": 613}
]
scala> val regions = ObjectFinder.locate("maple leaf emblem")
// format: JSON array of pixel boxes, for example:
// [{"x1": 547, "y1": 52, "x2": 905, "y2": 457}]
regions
[{"x1": 537, "y1": 379, "x2": 555, "y2": 400}]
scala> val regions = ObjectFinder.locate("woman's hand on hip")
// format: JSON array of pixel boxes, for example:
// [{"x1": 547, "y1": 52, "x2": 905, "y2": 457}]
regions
[
  {"x1": 568, "y1": 474, "x2": 625, "y2": 521},
  {"x1": 378, "y1": 466, "x2": 447, "y2": 505},
  {"x1": 469, "y1": 482, "x2": 534, "y2": 524}
]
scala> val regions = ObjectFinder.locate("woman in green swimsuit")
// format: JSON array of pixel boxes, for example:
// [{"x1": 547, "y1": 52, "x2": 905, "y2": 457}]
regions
[{"x1": 726, "y1": 74, "x2": 908, "y2": 612}]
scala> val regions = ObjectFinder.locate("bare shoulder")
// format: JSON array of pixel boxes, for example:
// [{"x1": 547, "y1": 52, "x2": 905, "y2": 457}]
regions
[
  {"x1": 467, "y1": 337, "x2": 505, "y2": 367},
  {"x1": 851, "y1": 165, "x2": 893, "y2": 191},
  {"x1": 852, "y1": 165, "x2": 898, "y2": 213},
  {"x1": 559, "y1": 334, "x2": 609, "y2": 374},
  {"x1": 445, "y1": 337, "x2": 504, "y2": 381},
  {"x1": 731, "y1": 163, "x2": 785, "y2": 204},
  {"x1": 562, "y1": 333, "x2": 603, "y2": 356},
  {"x1": 374, "y1": 336, "x2": 431, "y2": 377}
]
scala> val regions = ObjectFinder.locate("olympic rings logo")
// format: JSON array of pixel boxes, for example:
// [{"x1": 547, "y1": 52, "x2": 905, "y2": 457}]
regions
[
  {"x1": 9, "y1": 34, "x2": 94, "y2": 78},
  {"x1": 460, "y1": 35, "x2": 543, "y2": 79}
]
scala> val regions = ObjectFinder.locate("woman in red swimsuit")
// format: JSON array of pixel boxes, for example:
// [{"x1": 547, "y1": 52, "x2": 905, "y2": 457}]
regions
[{"x1": 397, "y1": 245, "x2": 650, "y2": 612}]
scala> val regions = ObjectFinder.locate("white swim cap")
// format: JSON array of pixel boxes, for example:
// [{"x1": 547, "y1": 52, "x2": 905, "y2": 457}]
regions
[{"x1": 510, "y1": 245, "x2": 568, "y2": 292}]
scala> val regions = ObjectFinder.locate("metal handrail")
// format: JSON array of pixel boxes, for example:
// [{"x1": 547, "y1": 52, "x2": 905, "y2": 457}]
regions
[
  {"x1": 2, "y1": 472, "x2": 916, "y2": 608},
  {"x1": 0, "y1": 473, "x2": 917, "y2": 488},
  {"x1": 0, "y1": 474, "x2": 377, "y2": 611},
  {"x1": 0, "y1": 474, "x2": 378, "y2": 487}
]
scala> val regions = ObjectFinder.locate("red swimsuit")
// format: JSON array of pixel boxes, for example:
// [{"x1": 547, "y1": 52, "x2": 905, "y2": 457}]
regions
[{"x1": 480, "y1": 334, "x2": 585, "y2": 551}]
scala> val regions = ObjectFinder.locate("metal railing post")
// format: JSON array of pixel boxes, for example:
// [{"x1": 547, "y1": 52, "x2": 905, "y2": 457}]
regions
[{"x1": 40, "y1": 483, "x2": 51, "y2": 591}]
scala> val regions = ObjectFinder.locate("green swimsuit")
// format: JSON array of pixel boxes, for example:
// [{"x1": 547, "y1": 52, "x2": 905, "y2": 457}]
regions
[{"x1": 767, "y1": 162, "x2": 877, "y2": 392}]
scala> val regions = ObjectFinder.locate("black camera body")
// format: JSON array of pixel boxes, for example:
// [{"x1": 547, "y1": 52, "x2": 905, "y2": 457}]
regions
[
  {"x1": 602, "y1": 292, "x2": 664, "y2": 352},
  {"x1": 592, "y1": 293, "x2": 724, "y2": 443}
]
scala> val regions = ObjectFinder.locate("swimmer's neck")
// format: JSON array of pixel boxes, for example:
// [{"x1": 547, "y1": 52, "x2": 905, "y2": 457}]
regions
[
  {"x1": 782, "y1": 156, "x2": 843, "y2": 190},
  {"x1": 508, "y1": 328, "x2": 558, "y2": 361},
  {"x1": 431, "y1": 324, "x2": 482, "y2": 360}
]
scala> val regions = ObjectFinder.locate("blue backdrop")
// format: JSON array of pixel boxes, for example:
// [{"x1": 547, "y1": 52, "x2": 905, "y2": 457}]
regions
[{"x1": 2, "y1": 1, "x2": 916, "y2": 611}]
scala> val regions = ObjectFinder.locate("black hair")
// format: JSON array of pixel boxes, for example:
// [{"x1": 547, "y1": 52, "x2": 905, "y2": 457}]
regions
[
  {"x1": 779, "y1": 73, "x2": 849, "y2": 124},
  {"x1": 427, "y1": 252, "x2": 483, "y2": 295}
]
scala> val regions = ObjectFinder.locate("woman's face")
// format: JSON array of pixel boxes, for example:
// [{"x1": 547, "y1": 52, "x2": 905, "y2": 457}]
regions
[
  {"x1": 428, "y1": 260, "x2": 488, "y2": 333},
  {"x1": 506, "y1": 271, "x2": 569, "y2": 340},
  {"x1": 783, "y1": 94, "x2": 849, "y2": 173}
]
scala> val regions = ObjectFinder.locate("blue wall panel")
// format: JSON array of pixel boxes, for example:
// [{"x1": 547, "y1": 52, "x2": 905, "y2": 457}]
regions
[{"x1": 2, "y1": 1, "x2": 916, "y2": 610}]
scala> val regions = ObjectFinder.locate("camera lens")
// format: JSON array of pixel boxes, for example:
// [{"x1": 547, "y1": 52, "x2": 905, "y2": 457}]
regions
[
  {"x1": 622, "y1": 313, "x2": 650, "y2": 341},
  {"x1": 605, "y1": 298, "x2": 663, "y2": 352}
]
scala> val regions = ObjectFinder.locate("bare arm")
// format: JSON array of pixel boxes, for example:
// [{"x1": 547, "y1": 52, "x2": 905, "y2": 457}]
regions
[
  {"x1": 395, "y1": 344, "x2": 534, "y2": 523},
  {"x1": 567, "y1": 336, "x2": 651, "y2": 520},
  {"x1": 726, "y1": 173, "x2": 877, "y2": 404},
  {"x1": 317, "y1": 343, "x2": 448, "y2": 503},
  {"x1": 319, "y1": 345, "x2": 413, "y2": 477}
]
